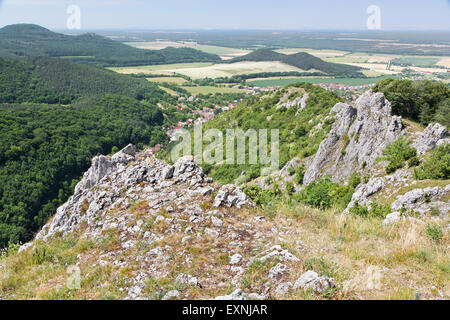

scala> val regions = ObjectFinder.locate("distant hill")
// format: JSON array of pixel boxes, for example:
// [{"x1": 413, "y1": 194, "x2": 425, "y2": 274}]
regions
[
  {"x1": 0, "y1": 24, "x2": 221, "y2": 67},
  {"x1": 228, "y1": 49, "x2": 364, "y2": 77},
  {"x1": 0, "y1": 56, "x2": 168, "y2": 104}
]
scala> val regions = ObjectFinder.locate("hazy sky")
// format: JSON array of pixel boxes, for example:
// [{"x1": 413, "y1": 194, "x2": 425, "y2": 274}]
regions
[{"x1": 0, "y1": 0, "x2": 449, "y2": 31}]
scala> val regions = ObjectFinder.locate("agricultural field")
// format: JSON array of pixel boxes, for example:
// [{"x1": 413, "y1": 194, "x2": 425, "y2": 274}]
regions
[
  {"x1": 193, "y1": 45, "x2": 251, "y2": 60},
  {"x1": 165, "y1": 61, "x2": 308, "y2": 79},
  {"x1": 125, "y1": 41, "x2": 250, "y2": 60},
  {"x1": 392, "y1": 56, "x2": 441, "y2": 68},
  {"x1": 108, "y1": 62, "x2": 214, "y2": 75},
  {"x1": 180, "y1": 85, "x2": 244, "y2": 95},
  {"x1": 247, "y1": 76, "x2": 395, "y2": 87},
  {"x1": 146, "y1": 77, "x2": 188, "y2": 84}
]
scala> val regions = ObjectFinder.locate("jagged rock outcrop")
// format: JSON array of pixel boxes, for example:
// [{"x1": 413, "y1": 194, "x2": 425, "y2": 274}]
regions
[
  {"x1": 276, "y1": 93, "x2": 309, "y2": 113},
  {"x1": 304, "y1": 91, "x2": 404, "y2": 184},
  {"x1": 413, "y1": 123, "x2": 449, "y2": 155},
  {"x1": 390, "y1": 185, "x2": 450, "y2": 217},
  {"x1": 213, "y1": 185, "x2": 254, "y2": 209},
  {"x1": 344, "y1": 177, "x2": 385, "y2": 213},
  {"x1": 36, "y1": 145, "x2": 253, "y2": 241}
]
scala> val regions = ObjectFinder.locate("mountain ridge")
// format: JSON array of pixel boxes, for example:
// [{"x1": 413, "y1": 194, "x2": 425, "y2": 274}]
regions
[{"x1": 0, "y1": 24, "x2": 221, "y2": 67}]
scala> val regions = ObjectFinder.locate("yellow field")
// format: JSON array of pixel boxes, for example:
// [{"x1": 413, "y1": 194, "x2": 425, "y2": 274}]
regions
[
  {"x1": 193, "y1": 45, "x2": 251, "y2": 60},
  {"x1": 109, "y1": 61, "x2": 309, "y2": 79},
  {"x1": 108, "y1": 62, "x2": 214, "y2": 75},
  {"x1": 147, "y1": 77, "x2": 188, "y2": 84},
  {"x1": 169, "y1": 61, "x2": 308, "y2": 79}
]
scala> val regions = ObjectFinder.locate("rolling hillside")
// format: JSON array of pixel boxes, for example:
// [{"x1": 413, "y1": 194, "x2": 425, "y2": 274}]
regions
[
  {"x1": 228, "y1": 49, "x2": 364, "y2": 77},
  {"x1": 0, "y1": 24, "x2": 221, "y2": 67}
]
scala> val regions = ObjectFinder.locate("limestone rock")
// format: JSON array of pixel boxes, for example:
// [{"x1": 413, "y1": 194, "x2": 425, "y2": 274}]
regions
[
  {"x1": 214, "y1": 289, "x2": 247, "y2": 300},
  {"x1": 304, "y1": 91, "x2": 404, "y2": 184},
  {"x1": 391, "y1": 185, "x2": 450, "y2": 217},
  {"x1": 345, "y1": 177, "x2": 385, "y2": 213},
  {"x1": 293, "y1": 270, "x2": 335, "y2": 294},
  {"x1": 413, "y1": 123, "x2": 449, "y2": 155},
  {"x1": 213, "y1": 185, "x2": 254, "y2": 209}
]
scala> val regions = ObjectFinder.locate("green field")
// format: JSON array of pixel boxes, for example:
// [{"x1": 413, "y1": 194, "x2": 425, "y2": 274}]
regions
[
  {"x1": 181, "y1": 85, "x2": 244, "y2": 95},
  {"x1": 391, "y1": 56, "x2": 440, "y2": 68},
  {"x1": 247, "y1": 76, "x2": 396, "y2": 87}
]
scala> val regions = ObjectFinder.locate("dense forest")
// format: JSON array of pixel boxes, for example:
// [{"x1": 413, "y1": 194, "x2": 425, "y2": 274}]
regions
[
  {"x1": 0, "y1": 24, "x2": 221, "y2": 67},
  {"x1": 0, "y1": 56, "x2": 172, "y2": 248},
  {"x1": 227, "y1": 49, "x2": 364, "y2": 77},
  {"x1": 373, "y1": 79, "x2": 450, "y2": 126},
  {"x1": 0, "y1": 96, "x2": 167, "y2": 248},
  {"x1": 0, "y1": 57, "x2": 171, "y2": 105}
]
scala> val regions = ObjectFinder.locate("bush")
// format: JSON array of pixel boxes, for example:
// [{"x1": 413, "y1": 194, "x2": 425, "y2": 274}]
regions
[
  {"x1": 414, "y1": 144, "x2": 450, "y2": 180},
  {"x1": 426, "y1": 224, "x2": 443, "y2": 241},
  {"x1": 243, "y1": 184, "x2": 280, "y2": 206},
  {"x1": 295, "y1": 165, "x2": 306, "y2": 185},
  {"x1": 349, "y1": 201, "x2": 390, "y2": 218},
  {"x1": 380, "y1": 138, "x2": 417, "y2": 174},
  {"x1": 408, "y1": 156, "x2": 420, "y2": 168},
  {"x1": 301, "y1": 179, "x2": 333, "y2": 209}
]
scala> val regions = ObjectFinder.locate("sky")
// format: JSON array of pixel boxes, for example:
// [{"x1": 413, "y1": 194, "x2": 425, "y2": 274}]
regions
[{"x1": 0, "y1": 0, "x2": 449, "y2": 31}]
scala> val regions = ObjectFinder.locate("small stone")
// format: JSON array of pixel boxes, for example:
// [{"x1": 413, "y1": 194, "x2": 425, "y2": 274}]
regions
[
  {"x1": 163, "y1": 290, "x2": 180, "y2": 300},
  {"x1": 211, "y1": 216, "x2": 223, "y2": 228},
  {"x1": 230, "y1": 254, "x2": 242, "y2": 265}
]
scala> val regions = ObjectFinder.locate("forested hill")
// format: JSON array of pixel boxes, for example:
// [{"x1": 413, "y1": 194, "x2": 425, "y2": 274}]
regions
[
  {"x1": 0, "y1": 56, "x2": 171, "y2": 248},
  {"x1": 228, "y1": 49, "x2": 364, "y2": 77},
  {"x1": 0, "y1": 24, "x2": 221, "y2": 67},
  {"x1": 0, "y1": 56, "x2": 168, "y2": 104}
]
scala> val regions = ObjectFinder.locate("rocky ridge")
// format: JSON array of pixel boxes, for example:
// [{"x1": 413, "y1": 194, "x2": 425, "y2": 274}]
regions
[{"x1": 22, "y1": 145, "x2": 333, "y2": 300}]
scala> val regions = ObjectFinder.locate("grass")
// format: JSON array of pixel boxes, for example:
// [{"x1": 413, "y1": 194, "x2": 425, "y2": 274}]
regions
[{"x1": 1, "y1": 195, "x2": 448, "y2": 300}]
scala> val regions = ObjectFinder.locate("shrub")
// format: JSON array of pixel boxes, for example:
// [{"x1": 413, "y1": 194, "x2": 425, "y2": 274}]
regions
[
  {"x1": 407, "y1": 156, "x2": 420, "y2": 168},
  {"x1": 426, "y1": 224, "x2": 443, "y2": 241},
  {"x1": 414, "y1": 144, "x2": 450, "y2": 180},
  {"x1": 301, "y1": 179, "x2": 333, "y2": 209},
  {"x1": 285, "y1": 181, "x2": 295, "y2": 195},
  {"x1": 349, "y1": 201, "x2": 390, "y2": 218},
  {"x1": 380, "y1": 138, "x2": 417, "y2": 174},
  {"x1": 295, "y1": 165, "x2": 306, "y2": 185},
  {"x1": 243, "y1": 185, "x2": 279, "y2": 206}
]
